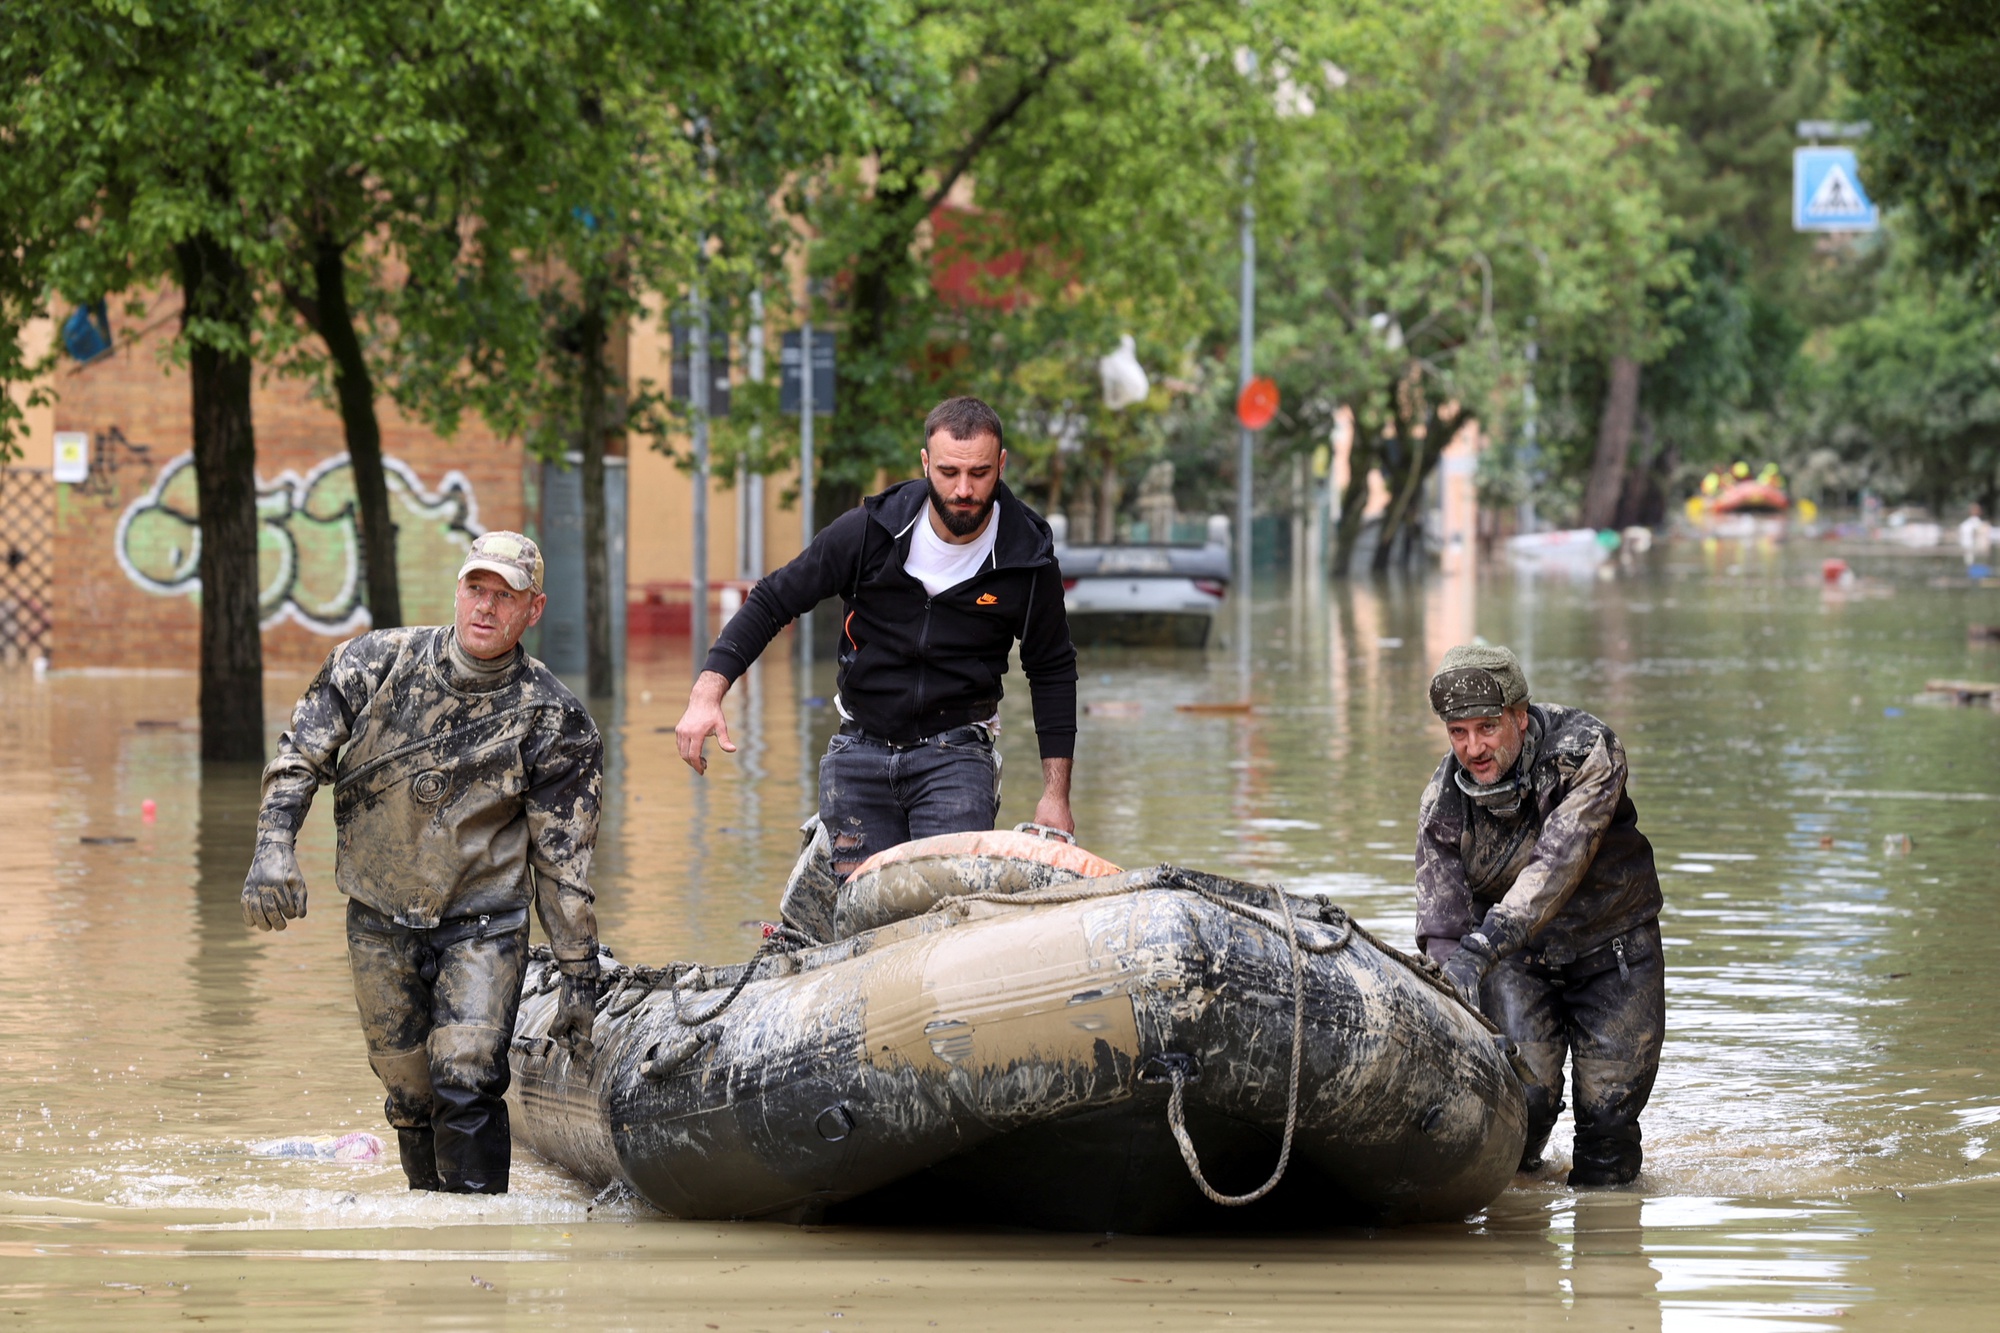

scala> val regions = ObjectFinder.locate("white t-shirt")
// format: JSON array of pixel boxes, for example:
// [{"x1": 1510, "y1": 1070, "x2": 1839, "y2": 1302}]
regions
[{"x1": 901, "y1": 500, "x2": 1001, "y2": 597}]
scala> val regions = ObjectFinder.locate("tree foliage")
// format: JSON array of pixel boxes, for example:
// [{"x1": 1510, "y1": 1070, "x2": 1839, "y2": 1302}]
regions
[
  {"x1": 1844, "y1": 0, "x2": 2000, "y2": 292},
  {"x1": 1257, "y1": 0, "x2": 1679, "y2": 567},
  {"x1": 789, "y1": 0, "x2": 1290, "y2": 517}
]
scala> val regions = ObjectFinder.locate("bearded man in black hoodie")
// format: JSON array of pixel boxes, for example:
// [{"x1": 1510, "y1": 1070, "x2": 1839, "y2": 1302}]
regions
[{"x1": 675, "y1": 396, "x2": 1078, "y2": 891}]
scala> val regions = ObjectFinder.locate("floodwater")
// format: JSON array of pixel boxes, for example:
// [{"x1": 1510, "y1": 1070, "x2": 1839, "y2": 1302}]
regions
[{"x1": 4, "y1": 537, "x2": 1999, "y2": 1329}]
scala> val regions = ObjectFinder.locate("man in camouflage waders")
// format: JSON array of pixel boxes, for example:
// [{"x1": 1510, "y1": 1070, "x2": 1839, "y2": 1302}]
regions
[
  {"x1": 1416, "y1": 644, "x2": 1665, "y2": 1187},
  {"x1": 241, "y1": 532, "x2": 603, "y2": 1193}
]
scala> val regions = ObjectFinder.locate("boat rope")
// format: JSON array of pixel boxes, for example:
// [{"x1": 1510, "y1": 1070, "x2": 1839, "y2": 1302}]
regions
[
  {"x1": 1163, "y1": 880, "x2": 1306, "y2": 1207},
  {"x1": 667, "y1": 923, "x2": 808, "y2": 1026}
]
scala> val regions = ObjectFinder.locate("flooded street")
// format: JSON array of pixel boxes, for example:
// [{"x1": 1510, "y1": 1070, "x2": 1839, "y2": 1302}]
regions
[{"x1": 5, "y1": 538, "x2": 1999, "y2": 1329}]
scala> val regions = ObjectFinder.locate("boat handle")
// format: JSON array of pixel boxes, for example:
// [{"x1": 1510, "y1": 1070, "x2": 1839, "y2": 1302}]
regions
[{"x1": 1138, "y1": 1052, "x2": 1201, "y2": 1085}]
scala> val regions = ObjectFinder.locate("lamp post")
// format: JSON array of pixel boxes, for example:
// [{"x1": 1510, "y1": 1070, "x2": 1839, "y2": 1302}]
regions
[
  {"x1": 798, "y1": 296, "x2": 815, "y2": 674},
  {"x1": 690, "y1": 283, "x2": 711, "y2": 670},
  {"x1": 1236, "y1": 144, "x2": 1256, "y2": 674}
]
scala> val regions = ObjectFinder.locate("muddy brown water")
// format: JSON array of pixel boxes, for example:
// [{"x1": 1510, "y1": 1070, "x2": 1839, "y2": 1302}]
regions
[{"x1": 4, "y1": 540, "x2": 1999, "y2": 1328}]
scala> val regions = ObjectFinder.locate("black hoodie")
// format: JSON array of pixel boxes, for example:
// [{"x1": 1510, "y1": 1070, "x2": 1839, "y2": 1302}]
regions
[{"x1": 704, "y1": 478, "x2": 1078, "y2": 759}]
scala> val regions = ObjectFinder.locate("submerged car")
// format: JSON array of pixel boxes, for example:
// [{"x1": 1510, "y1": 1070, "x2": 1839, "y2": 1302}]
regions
[{"x1": 1052, "y1": 514, "x2": 1231, "y2": 648}]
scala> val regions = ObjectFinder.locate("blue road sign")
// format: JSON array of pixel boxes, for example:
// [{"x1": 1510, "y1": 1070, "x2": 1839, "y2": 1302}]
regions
[{"x1": 1794, "y1": 147, "x2": 1878, "y2": 232}]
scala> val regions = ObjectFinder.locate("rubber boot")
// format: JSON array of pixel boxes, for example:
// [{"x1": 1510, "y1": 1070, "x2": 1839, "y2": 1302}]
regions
[
  {"x1": 1518, "y1": 1127, "x2": 1553, "y2": 1174},
  {"x1": 1569, "y1": 1054, "x2": 1649, "y2": 1187},
  {"x1": 434, "y1": 1085, "x2": 511, "y2": 1194},
  {"x1": 1568, "y1": 1128, "x2": 1642, "y2": 1187},
  {"x1": 397, "y1": 1127, "x2": 441, "y2": 1191}
]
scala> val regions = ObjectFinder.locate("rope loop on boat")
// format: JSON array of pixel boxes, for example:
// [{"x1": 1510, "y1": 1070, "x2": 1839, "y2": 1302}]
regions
[{"x1": 1161, "y1": 880, "x2": 1306, "y2": 1207}]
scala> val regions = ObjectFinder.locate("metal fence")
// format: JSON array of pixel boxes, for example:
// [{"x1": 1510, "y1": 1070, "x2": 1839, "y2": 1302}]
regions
[{"x1": 0, "y1": 468, "x2": 53, "y2": 663}]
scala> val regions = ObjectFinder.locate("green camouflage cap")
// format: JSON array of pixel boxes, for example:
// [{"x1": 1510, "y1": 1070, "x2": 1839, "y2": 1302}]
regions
[
  {"x1": 458, "y1": 530, "x2": 544, "y2": 594},
  {"x1": 1429, "y1": 643, "x2": 1529, "y2": 720}
]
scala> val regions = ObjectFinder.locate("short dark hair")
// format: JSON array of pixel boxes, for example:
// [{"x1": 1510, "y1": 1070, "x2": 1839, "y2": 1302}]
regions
[{"x1": 924, "y1": 396, "x2": 1003, "y2": 452}]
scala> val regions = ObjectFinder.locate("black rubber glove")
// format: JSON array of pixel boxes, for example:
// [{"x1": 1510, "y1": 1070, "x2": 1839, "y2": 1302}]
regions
[
  {"x1": 551, "y1": 961, "x2": 600, "y2": 1069},
  {"x1": 241, "y1": 835, "x2": 308, "y2": 931},
  {"x1": 1442, "y1": 931, "x2": 1499, "y2": 1013}
]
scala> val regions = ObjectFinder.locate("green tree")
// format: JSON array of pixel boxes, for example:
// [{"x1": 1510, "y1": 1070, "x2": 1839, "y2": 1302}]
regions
[
  {"x1": 1812, "y1": 242, "x2": 2000, "y2": 512},
  {"x1": 798, "y1": 0, "x2": 1286, "y2": 521},
  {"x1": 1560, "y1": 0, "x2": 1825, "y2": 527},
  {"x1": 405, "y1": 1, "x2": 882, "y2": 696},
  {"x1": 1257, "y1": 0, "x2": 1678, "y2": 572},
  {"x1": 3, "y1": 2, "x2": 346, "y2": 759},
  {"x1": 1843, "y1": 0, "x2": 2000, "y2": 292}
]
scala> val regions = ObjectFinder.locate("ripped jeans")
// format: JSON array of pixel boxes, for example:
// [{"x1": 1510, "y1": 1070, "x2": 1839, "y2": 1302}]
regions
[
  {"x1": 345, "y1": 898, "x2": 529, "y2": 1192},
  {"x1": 817, "y1": 725, "x2": 1002, "y2": 877}
]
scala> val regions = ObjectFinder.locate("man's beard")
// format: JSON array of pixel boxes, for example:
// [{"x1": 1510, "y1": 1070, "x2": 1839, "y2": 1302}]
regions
[{"x1": 928, "y1": 477, "x2": 994, "y2": 537}]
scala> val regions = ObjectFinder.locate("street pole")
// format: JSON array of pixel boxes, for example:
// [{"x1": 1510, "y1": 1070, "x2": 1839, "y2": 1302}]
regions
[
  {"x1": 1519, "y1": 327, "x2": 1540, "y2": 535},
  {"x1": 690, "y1": 285, "x2": 711, "y2": 670},
  {"x1": 744, "y1": 289, "x2": 766, "y2": 580},
  {"x1": 798, "y1": 303, "x2": 815, "y2": 675},
  {"x1": 1236, "y1": 146, "x2": 1255, "y2": 674}
]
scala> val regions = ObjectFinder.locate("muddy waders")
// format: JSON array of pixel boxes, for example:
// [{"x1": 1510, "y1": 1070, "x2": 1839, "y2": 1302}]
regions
[
  {"x1": 346, "y1": 901, "x2": 531, "y2": 1192},
  {"x1": 1482, "y1": 920, "x2": 1665, "y2": 1186}
]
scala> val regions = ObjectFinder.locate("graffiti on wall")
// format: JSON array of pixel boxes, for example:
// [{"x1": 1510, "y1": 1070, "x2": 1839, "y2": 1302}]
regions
[{"x1": 115, "y1": 453, "x2": 485, "y2": 633}]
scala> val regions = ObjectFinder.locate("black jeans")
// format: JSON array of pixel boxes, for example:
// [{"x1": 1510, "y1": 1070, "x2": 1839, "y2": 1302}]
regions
[
  {"x1": 818, "y1": 724, "x2": 1002, "y2": 876},
  {"x1": 1482, "y1": 918, "x2": 1665, "y2": 1186},
  {"x1": 345, "y1": 898, "x2": 529, "y2": 1192}
]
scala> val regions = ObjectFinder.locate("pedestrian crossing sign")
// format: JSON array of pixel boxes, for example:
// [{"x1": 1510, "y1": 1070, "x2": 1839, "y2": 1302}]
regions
[{"x1": 1794, "y1": 147, "x2": 1878, "y2": 232}]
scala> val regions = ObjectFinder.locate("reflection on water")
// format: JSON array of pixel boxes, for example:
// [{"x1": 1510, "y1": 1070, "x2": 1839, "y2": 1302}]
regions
[{"x1": 4, "y1": 540, "x2": 2000, "y2": 1326}]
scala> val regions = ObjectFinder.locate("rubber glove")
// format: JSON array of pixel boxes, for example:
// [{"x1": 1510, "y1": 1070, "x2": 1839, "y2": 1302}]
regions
[
  {"x1": 552, "y1": 961, "x2": 600, "y2": 1069},
  {"x1": 1442, "y1": 931, "x2": 1498, "y2": 1013},
  {"x1": 241, "y1": 835, "x2": 308, "y2": 931}
]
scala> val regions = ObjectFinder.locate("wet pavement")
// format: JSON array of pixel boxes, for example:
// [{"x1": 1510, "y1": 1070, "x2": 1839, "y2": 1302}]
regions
[{"x1": 4, "y1": 537, "x2": 1999, "y2": 1328}]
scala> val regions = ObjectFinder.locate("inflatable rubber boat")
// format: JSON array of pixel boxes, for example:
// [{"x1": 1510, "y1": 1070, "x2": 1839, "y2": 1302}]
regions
[{"x1": 506, "y1": 831, "x2": 1528, "y2": 1231}]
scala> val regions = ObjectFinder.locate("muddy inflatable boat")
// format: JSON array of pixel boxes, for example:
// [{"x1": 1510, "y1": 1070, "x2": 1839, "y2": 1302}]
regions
[{"x1": 507, "y1": 832, "x2": 1528, "y2": 1231}]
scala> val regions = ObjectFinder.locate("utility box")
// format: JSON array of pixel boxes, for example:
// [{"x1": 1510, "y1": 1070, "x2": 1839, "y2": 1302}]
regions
[{"x1": 535, "y1": 454, "x2": 627, "y2": 677}]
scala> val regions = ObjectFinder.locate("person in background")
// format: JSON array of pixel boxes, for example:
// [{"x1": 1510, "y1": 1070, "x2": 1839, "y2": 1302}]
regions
[
  {"x1": 241, "y1": 532, "x2": 603, "y2": 1193},
  {"x1": 1414, "y1": 644, "x2": 1665, "y2": 1187}
]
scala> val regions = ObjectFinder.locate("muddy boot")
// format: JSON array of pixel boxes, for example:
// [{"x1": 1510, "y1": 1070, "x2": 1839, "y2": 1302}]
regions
[
  {"x1": 1518, "y1": 1127, "x2": 1553, "y2": 1174},
  {"x1": 1568, "y1": 1131, "x2": 1642, "y2": 1187},
  {"x1": 397, "y1": 1127, "x2": 441, "y2": 1191},
  {"x1": 434, "y1": 1086, "x2": 511, "y2": 1193}
]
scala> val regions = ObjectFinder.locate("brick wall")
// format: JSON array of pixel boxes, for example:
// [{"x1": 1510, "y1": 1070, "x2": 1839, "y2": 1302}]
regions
[{"x1": 48, "y1": 295, "x2": 528, "y2": 670}]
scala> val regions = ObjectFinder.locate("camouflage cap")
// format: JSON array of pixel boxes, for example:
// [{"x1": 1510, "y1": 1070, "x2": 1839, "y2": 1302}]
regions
[
  {"x1": 1429, "y1": 643, "x2": 1530, "y2": 720},
  {"x1": 458, "y1": 530, "x2": 544, "y2": 594}
]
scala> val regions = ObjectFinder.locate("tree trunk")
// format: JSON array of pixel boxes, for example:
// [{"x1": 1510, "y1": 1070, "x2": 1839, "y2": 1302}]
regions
[
  {"x1": 577, "y1": 294, "x2": 615, "y2": 699},
  {"x1": 1581, "y1": 355, "x2": 1640, "y2": 530},
  {"x1": 175, "y1": 235, "x2": 265, "y2": 763},
  {"x1": 1331, "y1": 431, "x2": 1378, "y2": 577},
  {"x1": 310, "y1": 237, "x2": 401, "y2": 628},
  {"x1": 1373, "y1": 391, "x2": 1453, "y2": 574},
  {"x1": 1614, "y1": 413, "x2": 1657, "y2": 530}
]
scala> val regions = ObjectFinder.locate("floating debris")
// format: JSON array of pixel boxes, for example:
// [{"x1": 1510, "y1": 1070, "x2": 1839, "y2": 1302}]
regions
[
  {"x1": 1920, "y1": 678, "x2": 2000, "y2": 707},
  {"x1": 248, "y1": 1131, "x2": 384, "y2": 1162}
]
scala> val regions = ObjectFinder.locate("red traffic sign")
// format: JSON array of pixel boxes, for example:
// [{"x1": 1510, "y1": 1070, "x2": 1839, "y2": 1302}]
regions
[{"x1": 1236, "y1": 376, "x2": 1278, "y2": 431}]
